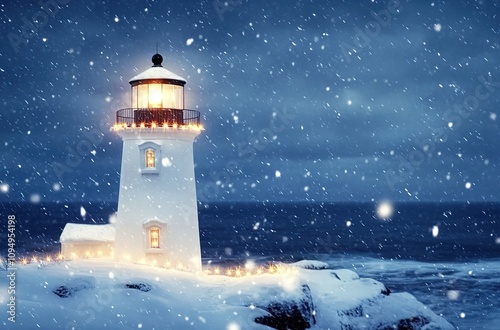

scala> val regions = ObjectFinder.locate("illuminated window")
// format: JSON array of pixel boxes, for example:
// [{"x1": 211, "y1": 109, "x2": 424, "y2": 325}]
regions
[
  {"x1": 150, "y1": 227, "x2": 160, "y2": 248},
  {"x1": 146, "y1": 149, "x2": 155, "y2": 168},
  {"x1": 131, "y1": 82, "x2": 184, "y2": 109},
  {"x1": 139, "y1": 142, "x2": 161, "y2": 174},
  {"x1": 143, "y1": 219, "x2": 167, "y2": 252}
]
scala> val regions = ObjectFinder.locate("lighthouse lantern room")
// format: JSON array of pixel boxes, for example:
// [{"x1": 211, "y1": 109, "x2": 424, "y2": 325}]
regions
[{"x1": 113, "y1": 53, "x2": 203, "y2": 272}]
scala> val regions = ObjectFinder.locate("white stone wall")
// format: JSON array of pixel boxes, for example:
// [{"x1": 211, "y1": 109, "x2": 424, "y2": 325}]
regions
[
  {"x1": 61, "y1": 241, "x2": 114, "y2": 259},
  {"x1": 114, "y1": 128, "x2": 202, "y2": 272}
]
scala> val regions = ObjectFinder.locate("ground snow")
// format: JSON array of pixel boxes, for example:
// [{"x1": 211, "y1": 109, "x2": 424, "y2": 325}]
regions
[{"x1": 0, "y1": 260, "x2": 454, "y2": 329}]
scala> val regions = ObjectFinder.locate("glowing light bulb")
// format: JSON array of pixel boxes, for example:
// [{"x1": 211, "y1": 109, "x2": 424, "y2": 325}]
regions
[{"x1": 148, "y1": 84, "x2": 162, "y2": 108}]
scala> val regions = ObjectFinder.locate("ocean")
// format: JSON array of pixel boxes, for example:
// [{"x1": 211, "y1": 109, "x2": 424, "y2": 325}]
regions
[{"x1": 1, "y1": 201, "x2": 499, "y2": 329}]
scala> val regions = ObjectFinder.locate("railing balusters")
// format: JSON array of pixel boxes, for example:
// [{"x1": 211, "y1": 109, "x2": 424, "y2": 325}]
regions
[{"x1": 116, "y1": 108, "x2": 200, "y2": 127}]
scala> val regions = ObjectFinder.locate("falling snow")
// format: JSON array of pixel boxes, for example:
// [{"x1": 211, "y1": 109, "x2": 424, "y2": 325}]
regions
[{"x1": 0, "y1": 1, "x2": 499, "y2": 328}]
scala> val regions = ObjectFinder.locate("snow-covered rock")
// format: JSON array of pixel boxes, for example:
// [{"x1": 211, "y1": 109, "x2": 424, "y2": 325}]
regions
[
  {"x1": 0, "y1": 260, "x2": 455, "y2": 329},
  {"x1": 292, "y1": 260, "x2": 329, "y2": 270}
]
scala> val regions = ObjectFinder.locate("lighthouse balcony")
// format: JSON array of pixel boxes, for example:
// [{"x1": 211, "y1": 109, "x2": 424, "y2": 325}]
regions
[{"x1": 116, "y1": 108, "x2": 200, "y2": 128}]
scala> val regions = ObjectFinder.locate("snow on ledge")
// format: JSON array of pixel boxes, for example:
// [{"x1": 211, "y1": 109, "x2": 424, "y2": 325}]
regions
[
  {"x1": 59, "y1": 223, "x2": 115, "y2": 243},
  {"x1": 142, "y1": 217, "x2": 167, "y2": 226}
]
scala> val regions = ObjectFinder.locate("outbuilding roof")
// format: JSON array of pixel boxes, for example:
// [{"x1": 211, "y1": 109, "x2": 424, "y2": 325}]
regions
[{"x1": 60, "y1": 223, "x2": 115, "y2": 243}]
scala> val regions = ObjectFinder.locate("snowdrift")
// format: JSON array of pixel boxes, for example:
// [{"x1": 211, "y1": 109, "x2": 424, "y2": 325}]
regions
[{"x1": 0, "y1": 259, "x2": 455, "y2": 329}]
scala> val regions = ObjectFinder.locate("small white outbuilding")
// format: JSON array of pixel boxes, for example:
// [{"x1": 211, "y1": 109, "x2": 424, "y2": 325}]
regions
[{"x1": 59, "y1": 223, "x2": 115, "y2": 259}]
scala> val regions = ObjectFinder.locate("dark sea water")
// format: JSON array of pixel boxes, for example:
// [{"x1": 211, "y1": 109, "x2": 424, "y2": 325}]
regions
[{"x1": 1, "y1": 201, "x2": 499, "y2": 329}]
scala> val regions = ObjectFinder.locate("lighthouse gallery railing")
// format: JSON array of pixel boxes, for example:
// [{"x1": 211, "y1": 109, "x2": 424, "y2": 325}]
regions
[{"x1": 116, "y1": 108, "x2": 200, "y2": 127}]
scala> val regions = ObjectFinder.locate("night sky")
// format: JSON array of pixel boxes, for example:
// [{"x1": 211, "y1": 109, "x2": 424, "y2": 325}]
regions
[{"x1": 0, "y1": 0, "x2": 499, "y2": 203}]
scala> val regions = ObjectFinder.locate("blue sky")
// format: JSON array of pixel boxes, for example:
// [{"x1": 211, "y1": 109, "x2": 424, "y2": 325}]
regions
[{"x1": 0, "y1": 0, "x2": 499, "y2": 203}]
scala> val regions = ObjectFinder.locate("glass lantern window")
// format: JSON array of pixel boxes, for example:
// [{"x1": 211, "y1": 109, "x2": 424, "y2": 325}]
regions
[
  {"x1": 132, "y1": 83, "x2": 183, "y2": 109},
  {"x1": 137, "y1": 84, "x2": 148, "y2": 108}
]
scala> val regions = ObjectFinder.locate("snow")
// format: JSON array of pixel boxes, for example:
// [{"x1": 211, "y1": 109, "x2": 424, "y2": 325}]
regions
[
  {"x1": 292, "y1": 260, "x2": 328, "y2": 270},
  {"x1": 0, "y1": 259, "x2": 455, "y2": 329},
  {"x1": 129, "y1": 66, "x2": 186, "y2": 84},
  {"x1": 59, "y1": 223, "x2": 115, "y2": 243},
  {"x1": 141, "y1": 217, "x2": 168, "y2": 226}
]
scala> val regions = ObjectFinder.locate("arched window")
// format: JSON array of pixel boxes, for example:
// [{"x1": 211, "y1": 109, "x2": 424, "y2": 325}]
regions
[
  {"x1": 143, "y1": 219, "x2": 166, "y2": 252},
  {"x1": 139, "y1": 142, "x2": 161, "y2": 174},
  {"x1": 150, "y1": 227, "x2": 160, "y2": 248},
  {"x1": 146, "y1": 149, "x2": 155, "y2": 168}
]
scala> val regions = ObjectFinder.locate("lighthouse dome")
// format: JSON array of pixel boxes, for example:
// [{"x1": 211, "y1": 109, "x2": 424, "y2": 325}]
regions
[{"x1": 129, "y1": 54, "x2": 186, "y2": 85}]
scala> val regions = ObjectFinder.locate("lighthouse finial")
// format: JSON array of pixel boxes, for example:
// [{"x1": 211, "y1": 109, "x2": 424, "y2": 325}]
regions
[{"x1": 152, "y1": 53, "x2": 163, "y2": 67}]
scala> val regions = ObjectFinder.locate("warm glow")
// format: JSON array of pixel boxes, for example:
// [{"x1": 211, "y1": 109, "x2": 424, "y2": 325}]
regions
[
  {"x1": 148, "y1": 84, "x2": 163, "y2": 108},
  {"x1": 203, "y1": 263, "x2": 293, "y2": 277},
  {"x1": 150, "y1": 227, "x2": 160, "y2": 248},
  {"x1": 146, "y1": 149, "x2": 156, "y2": 168},
  {"x1": 113, "y1": 123, "x2": 202, "y2": 131},
  {"x1": 14, "y1": 252, "x2": 295, "y2": 280}
]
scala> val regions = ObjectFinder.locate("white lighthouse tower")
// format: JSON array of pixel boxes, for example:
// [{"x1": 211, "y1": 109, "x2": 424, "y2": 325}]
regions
[{"x1": 113, "y1": 53, "x2": 203, "y2": 272}]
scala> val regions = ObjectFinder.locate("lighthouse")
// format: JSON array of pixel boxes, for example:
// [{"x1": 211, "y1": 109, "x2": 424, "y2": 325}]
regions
[{"x1": 113, "y1": 53, "x2": 203, "y2": 272}]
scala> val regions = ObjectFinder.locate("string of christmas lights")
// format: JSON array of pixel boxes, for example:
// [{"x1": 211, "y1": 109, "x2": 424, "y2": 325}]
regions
[{"x1": 1, "y1": 254, "x2": 294, "y2": 277}]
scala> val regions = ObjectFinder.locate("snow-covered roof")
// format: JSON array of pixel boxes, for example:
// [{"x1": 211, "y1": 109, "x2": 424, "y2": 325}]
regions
[
  {"x1": 129, "y1": 66, "x2": 186, "y2": 84},
  {"x1": 60, "y1": 223, "x2": 115, "y2": 243}
]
